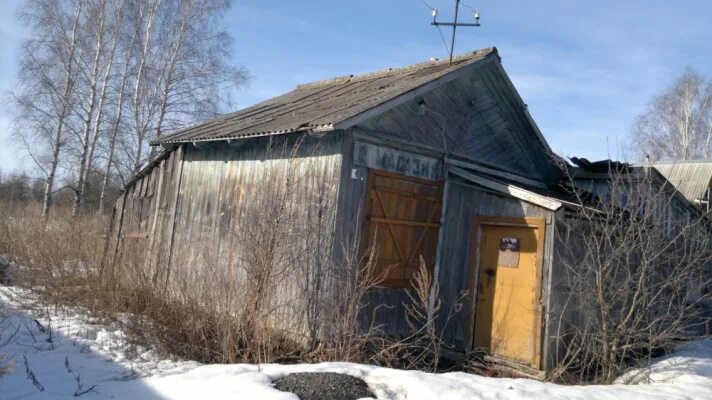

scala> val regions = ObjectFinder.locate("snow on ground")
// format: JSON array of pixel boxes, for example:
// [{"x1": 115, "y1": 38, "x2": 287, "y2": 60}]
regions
[{"x1": 1, "y1": 286, "x2": 711, "y2": 400}]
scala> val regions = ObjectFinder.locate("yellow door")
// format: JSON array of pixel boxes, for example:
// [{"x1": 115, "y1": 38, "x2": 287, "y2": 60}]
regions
[{"x1": 473, "y1": 222, "x2": 542, "y2": 367}]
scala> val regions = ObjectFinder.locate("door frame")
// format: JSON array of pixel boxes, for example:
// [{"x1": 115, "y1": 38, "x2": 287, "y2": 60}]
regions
[{"x1": 463, "y1": 216, "x2": 546, "y2": 369}]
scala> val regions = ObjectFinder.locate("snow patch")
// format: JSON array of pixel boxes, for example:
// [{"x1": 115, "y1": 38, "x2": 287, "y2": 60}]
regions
[{"x1": 1, "y1": 286, "x2": 711, "y2": 399}]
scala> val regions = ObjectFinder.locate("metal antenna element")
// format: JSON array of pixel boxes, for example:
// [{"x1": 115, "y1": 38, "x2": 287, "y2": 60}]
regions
[{"x1": 431, "y1": 0, "x2": 481, "y2": 65}]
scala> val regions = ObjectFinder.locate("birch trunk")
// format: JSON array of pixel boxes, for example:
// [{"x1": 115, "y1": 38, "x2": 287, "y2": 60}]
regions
[
  {"x1": 131, "y1": 0, "x2": 162, "y2": 174},
  {"x1": 154, "y1": 1, "x2": 191, "y2": 144},
  {"x1": 73, "y1": 0, "x2": 107, "y2": 216},
  {"x1": 80, "y1": 2, "x2": 123, "y2": 214},
  {"x1": 98, "y1": 17, "x2": 137, "y2": 215},
  {"x1": 43, "y1": 1, "x2": 82, "y2": 219}
]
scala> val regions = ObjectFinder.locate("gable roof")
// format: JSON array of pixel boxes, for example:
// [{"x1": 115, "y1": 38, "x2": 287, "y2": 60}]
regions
[
  {"x1": 646, "y1": 160, "x2": 712, "y2": 202},
  {"x1": 152, "y1": 48, "x2": 498, "y2": 145}
]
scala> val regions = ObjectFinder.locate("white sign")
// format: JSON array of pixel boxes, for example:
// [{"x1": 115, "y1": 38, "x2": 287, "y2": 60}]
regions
[{"x1": 354, "y1": 142, "x2": 443, "y2": 181}]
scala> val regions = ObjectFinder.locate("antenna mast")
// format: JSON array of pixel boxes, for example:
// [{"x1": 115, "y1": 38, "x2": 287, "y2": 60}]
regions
[{"x1": 431, "y1": 0, "x2": 481, "y2": 65}]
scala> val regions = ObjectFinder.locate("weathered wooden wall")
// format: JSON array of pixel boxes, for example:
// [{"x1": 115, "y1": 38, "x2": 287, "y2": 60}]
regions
[
  {"x1": 544, "y1": 210, "x2": 579, "y2": 371},
  {"x1": 436, "y1": 178, "x2": 554, "y2": 345},
  {"x1": 110, "y1": 129, "x2": 563, "y2": 368},
  {"x1": 110, "y1": 147, "x2": 183, "y2": 276},
  {"x1": 108, "y1": 67, "x2": 571, "y2": 365},
  {"x1": 356, "y1": 62, "x2": 559, "y2": 184},
  {"x1": 573, "y1": 173, "x2": 697, "y2": 238},
  {"x1": 110, "y1": 134, "x2": 344, "y2": 336},
  {"x1": 338, "y1": 132, "x2": 557, "y2": 346}
]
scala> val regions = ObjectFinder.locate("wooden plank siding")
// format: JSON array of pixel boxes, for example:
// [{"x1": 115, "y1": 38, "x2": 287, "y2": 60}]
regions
[
  {"x1": 546, "y1": 210, "x2": 588, "y2": 371},
  {"x1": 436, "y1": 178, "x2": 553, "y2": 345},
  {"x1": 109, "y1": 131, "x2": 560, "y2": 363},
  {"x1": 110, "y1": 134, "x2": 344, "y2": 336},
  {"x1": 356, "y1": 62, "x2": 560, "y2": 185},
  {"x1": 573, "y1": 172, "x2": 698, "y2": 239},
  {"x1": 342, "y1": 138, "x2": 556, "y2": 342},
  {"x1": 110, "y1": 148, "x2": 182, "y2": 277}
]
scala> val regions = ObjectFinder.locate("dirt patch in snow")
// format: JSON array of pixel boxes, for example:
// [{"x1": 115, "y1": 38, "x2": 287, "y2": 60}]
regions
[{"x1": 273, "y1": 372, "x2": 375, "y2": 400}]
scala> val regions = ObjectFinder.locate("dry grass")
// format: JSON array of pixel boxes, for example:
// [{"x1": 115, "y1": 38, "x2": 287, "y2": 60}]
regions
[
  {"x1": 0, "y1": 137, "x2": 462, "y2": 372},
  {"x1": 0, "y1": 201, "x2": 306, "y2": 364},
  {"x1": 0, "y1": 200, "x2": 451, "y2": 368},
  {"x1": 0, "y1": 202, "x2": 106, "y2": 300}
]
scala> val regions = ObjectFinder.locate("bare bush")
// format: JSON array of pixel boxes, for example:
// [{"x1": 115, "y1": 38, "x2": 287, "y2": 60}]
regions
[
  {"x1": 552, "y1": 164, "x2": 712, "y2": 383},
  {"x1": 0, "y1": 202, "x2": 106, "y2": 298},
  {"x1": 0, "y1": 138, "x2": 462, "y2": 371}
]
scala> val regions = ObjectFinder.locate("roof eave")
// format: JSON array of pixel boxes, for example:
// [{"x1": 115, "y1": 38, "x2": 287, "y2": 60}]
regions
[{"x1": 150, "y1": 125, "x2": 336, "y2": 146}]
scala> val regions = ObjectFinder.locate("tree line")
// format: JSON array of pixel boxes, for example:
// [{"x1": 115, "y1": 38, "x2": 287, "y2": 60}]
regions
[
  {"x1": 10, "y1": 0, "x2": 248, "y2": 218},
  {"x1": 0, "y1": 168, "x2": 115, "y2": 209}
]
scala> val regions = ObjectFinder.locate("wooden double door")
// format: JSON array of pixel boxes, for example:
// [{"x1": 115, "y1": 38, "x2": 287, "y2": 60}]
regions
[
  {"x1": 469, "y1": 217, "x2": 544, "y2": 368},
  {"x1": 361, "y1": 170, "x2": 443, "y2": 287}
]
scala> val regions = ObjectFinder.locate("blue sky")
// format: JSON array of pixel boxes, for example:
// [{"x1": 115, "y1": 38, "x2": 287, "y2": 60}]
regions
[{"x1": 1, "y1": 0, "x2": 711, "y2": 173}]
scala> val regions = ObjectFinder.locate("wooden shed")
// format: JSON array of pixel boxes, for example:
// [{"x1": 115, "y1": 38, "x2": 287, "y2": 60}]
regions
[{"x1": 109, "y1": 47, "x2": 590, "y2": 375}]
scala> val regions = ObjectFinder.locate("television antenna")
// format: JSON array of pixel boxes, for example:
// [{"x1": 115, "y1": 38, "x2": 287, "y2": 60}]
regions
[{"x1": 429, "y1": 0, "x2": 481, "y2": 65}]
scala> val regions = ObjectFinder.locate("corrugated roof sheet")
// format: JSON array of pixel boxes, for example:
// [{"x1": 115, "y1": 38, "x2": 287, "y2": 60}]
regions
[
  {"x1": 647, "y1": 161, "x2": 712, "y2": 202},
  {"x1": 153, "y1": 48, "x2": 497, "y2": 145},
  {"x1": 571, "y1": 158, "x2": 701, "y2": 212}
]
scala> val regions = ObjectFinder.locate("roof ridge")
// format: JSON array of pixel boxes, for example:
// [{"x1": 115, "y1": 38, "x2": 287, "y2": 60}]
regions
[{"x1": 296, "y1": 47, "x2": 496, "y2": 90}]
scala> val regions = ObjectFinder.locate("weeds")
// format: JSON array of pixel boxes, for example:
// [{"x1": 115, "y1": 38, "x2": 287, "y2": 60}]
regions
[
  {"x1": 23, "y1": 354, "x2": 44, "y2": 392},
  {"x1": 65, "y1": 356, "x2": 98, "y2": 396},
  {"x1": 0, "y1": 142, "x2": 460, "y2": 372},
  {"x1": 0, "y1": 200, "x2": 389, "y2": 366}
]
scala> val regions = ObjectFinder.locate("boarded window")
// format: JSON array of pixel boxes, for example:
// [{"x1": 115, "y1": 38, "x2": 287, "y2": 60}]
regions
[{"x1": 361, "y1": 170, "x2": 443, "y2": 288}]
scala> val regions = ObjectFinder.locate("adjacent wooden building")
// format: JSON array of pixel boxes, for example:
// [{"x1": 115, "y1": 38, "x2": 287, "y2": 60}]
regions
[
  {"x1": 109, "y1": 48, "x2": 608, "y2": 374},
  {"x1": 570, "y1": 158, "x2": 703, "y2": 238},
  {"x1": 647, "y1": 160, "x2": 712, "y2": 213}
]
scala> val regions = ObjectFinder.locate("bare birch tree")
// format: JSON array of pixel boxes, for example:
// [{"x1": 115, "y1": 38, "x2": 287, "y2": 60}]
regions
[
  {"x1": 71, "y1": 0, "x2": 110, "y2": 215},
  {"x1": 632, "y1": 69, "x2": 712, "y2": 161},
  {"x1": 67, "y1": 1, "x2": 127, "y2": 215},
  {"x1": 126, "y1": 0, "x2": 247, "y2": 172},
  {"x1": 98, "y1": 7, "x2": 138, "y2": 214},
  {"x1": 127, "y1": 0, "x2": 162, "y2": 174},
  {"x1": 150, "y1": 0, "x2": 248, "y2": 142},
  {"x1": 12, "y1": 0, "x2": 83, "y2": 219},
  {"x1": 12, "y1": 0, "x2": 248, "y2": 215}
]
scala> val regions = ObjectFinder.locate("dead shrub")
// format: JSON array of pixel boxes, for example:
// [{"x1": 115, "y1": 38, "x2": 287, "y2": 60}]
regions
[
  {"x1": 0, "y1": 141, "x2": 462, "y2": 371},
  {"x1": 551, "y1": 164, "x2": 712, "y2": 383},
  {"x1": 0, "y1": 196, "x2": 463, "y2": 370}
]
